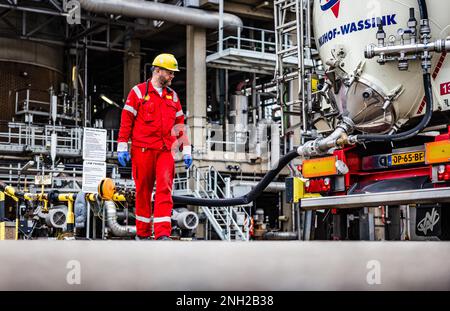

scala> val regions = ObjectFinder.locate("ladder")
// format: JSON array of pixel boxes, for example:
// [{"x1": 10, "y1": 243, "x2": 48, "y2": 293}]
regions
[{"x1": 274, "y1": 0, "x2": 313, "y2": 138}]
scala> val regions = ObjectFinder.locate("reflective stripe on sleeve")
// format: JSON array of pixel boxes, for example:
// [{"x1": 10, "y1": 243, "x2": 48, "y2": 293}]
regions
[
  {"x1": 123, "y1": 104, "x2": 137, "y2": 116},
  {"x1": 133, "y1": 85, "x2": 143, "y2": 99}
]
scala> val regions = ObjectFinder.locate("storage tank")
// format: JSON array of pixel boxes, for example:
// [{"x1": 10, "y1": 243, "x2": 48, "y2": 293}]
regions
[
  {"x1": 313, "y1": 0, "x2": 450, "y2": 133},
  {"x1": 0, "y1": 37, "x2": 63, "y2": 123}
]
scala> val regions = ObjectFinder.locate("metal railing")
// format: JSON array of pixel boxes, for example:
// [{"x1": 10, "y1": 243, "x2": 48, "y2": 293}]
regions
[
  {"x1": 205, "y1": 126, "x2": 248, "y2": 153},
  {"x1": 0, "y1": 122, "x2": 121, "y2": 157},
  {"x1": 14, "y1": 88, "x2": 81, "y2": 122},
  {"x1": 211, "y1": 24, "x2": 296, "y2": 55},
  {"x1": 0, "y1": 122, "x2": 83, "y2": 156}
]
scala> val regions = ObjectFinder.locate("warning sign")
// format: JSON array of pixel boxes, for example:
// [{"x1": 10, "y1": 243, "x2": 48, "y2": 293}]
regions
[
  {"x1": 82, "y1": 161, "x2": 106, "y2": 194},
  {"x1": 82, "y1": 127, "x2": 107, "y2": 162}
]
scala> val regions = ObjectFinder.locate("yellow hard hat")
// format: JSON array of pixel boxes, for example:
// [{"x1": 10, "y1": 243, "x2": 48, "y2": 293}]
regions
[{"x1": 152, "y1": 53, "x2": 180, "y2": 72}]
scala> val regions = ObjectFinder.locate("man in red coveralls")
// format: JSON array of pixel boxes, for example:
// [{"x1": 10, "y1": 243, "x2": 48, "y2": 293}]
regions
[{"x1": 117, "y1": 53, "x2": 192, "y2": 240}]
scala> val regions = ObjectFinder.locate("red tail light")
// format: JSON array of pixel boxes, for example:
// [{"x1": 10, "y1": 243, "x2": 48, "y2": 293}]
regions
[
  {"x1": 437, "y1": 164, "x2": 450, "y2": 181},
  {"x1": 305, "y1": 177, "x2": 331, "y2": 193}
]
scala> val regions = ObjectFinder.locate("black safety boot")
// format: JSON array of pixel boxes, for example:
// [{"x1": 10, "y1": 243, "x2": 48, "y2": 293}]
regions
[
  {"x1": 157, "y1": 236, "x2": 172, "y2": 241},
  {"x1": 135, "y1": 235, "x2": 152, "y2": 240}
]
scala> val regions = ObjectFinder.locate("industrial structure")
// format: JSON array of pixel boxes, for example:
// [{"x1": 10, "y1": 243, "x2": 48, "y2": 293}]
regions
[{"x1": 0, "y1": 0, "x2": 449, "y2": 243}]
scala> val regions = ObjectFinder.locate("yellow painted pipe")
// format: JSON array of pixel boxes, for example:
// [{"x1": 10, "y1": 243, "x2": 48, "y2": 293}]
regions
[
  {"x1": 0, "y1": 192, "x2": 5, "y2": 240},
  {"x1": 57, "y1": 193, "x2": 76, "y2": 232},
  {"x1": 0, "y1": 222, "x2": 5, "y2": 241}
]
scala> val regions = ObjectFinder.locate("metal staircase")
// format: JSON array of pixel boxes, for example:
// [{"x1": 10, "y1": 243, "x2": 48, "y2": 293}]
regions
[
  {"x1": 274, "y1": 0, "x2": 314, "y2": 137},
  {"x1": 174, "y1": 165, "x2": 251, "y2": 241}
]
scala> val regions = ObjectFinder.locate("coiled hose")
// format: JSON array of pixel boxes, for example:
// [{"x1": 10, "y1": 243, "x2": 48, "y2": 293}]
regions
[{"x1": 172, "y1": 149, "x2": 299, "y2": 206}]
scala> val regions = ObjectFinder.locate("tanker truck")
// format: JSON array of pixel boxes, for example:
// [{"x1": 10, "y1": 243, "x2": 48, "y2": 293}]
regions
[
  {"x1": 290, "y1": 0, "x2": 450, "y2": 240},
  {"x1": 173, "y1": 0, "x2": 450, "y2": 241}
]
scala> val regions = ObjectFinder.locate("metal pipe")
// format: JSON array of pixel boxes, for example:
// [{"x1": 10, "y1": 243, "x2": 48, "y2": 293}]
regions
[
  {"x1": 263, "y1": 231, "x2": 298, "y2": 240},
  {"x1": 230, "y1": 181, "x2": 286, "y2": 193},
  {"x1": 172, "y1": 208, "x2": 199, "y2": 230},
  {"x1": 219, "y1": 0, "x2": 224, "y2": 51},
  {"x1": 104, "y1": 200, "x2": 136, "y2": 237},
  {"x1": 298, "y1": 0, "x2": 306, "y2": 136},
  {"x1": 297, "y1": 119, "x2": 354, "y2": 157},
  {"x1": 78, "y1": 0, "x2": 243, "y2": 30},
  {"x1": 365, "y1": 39, "x2": 450, "y2": 59}
]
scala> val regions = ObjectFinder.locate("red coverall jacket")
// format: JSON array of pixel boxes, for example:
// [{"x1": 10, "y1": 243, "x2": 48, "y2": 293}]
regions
[{"x1": 117, "y1": 80, "x2": 187, "y2": 152}]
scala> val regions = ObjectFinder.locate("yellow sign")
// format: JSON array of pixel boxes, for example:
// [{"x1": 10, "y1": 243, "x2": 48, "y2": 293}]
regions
[
  {"x1": 425, "y1": 140, "x2": 450, "y2": 164},
  {"x1": 302, "y1": 156, "x2": 338, "y2": 178}
]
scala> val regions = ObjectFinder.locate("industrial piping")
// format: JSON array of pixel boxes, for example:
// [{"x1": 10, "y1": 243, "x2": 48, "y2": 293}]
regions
[
  {"x1": 78, "y1": 0, "x2": 243, "y2": 30},
  {"x1": 348, "y1": 0, "x2": 434, "y2": 144},
  {"x1": 105, "y1": 200, "x2": 136, "y2": 237}
]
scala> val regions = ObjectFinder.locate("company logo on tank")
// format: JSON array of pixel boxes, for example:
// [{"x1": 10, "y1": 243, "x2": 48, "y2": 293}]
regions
[
  {"x1": 320, "y1": 0, "x2": 341, "y2": 18},
  {"x1": 318, "y1": 14, "x2": 397, "y2": 47}
]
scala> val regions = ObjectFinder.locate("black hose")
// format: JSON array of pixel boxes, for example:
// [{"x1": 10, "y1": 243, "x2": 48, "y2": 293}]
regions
[
  {"x1": 418, "y1": 0, "x2": 428, "y2": 20},
  {"x1": 173, "y1": 149, "x2": 299, "y2": 206},
  {"x1": 355, "y1": 74, "x2": 433, "y2": 142}
]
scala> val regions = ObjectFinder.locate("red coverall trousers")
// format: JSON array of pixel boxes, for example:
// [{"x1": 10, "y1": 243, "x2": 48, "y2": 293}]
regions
[{"x1": 131, "y1": 146, "x2": 174, "y2": 239}]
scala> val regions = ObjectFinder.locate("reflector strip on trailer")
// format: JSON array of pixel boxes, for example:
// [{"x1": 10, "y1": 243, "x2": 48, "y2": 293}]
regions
[
  {"x1": 302, "y1": 156, "x2": 337, "y2": 178},
  {"x1": 425, "y1": 140, "x2": 450, "y2": 164}
]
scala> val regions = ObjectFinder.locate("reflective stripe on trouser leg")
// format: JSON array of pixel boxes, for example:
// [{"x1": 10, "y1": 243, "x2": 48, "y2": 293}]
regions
[
  {"x1": 132, "y1": 146, "x2": 156, "y2": 237},
  {"x1": 153, "y1": 150, "x2": 175, "y2": 239}
]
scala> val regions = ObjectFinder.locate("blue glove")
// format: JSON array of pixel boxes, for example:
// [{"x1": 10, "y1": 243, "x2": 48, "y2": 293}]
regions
[
  {"x1": 183, "y1": 154, "x2": 193, "y2": 169},
  {"x1": 118, "y1": 151, "x2": 131, "y2": 167}
]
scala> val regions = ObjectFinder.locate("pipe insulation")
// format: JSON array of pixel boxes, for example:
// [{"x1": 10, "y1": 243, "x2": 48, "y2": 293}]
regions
[
  {"x1": 105, "y1": 200, "x2": 136, "y2": 237},
  {"x1": 78, "y1": 0, "x2": 243, "y2": 30}
]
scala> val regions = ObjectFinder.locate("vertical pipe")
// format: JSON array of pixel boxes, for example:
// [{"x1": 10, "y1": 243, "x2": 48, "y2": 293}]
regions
[
  {"x1": 225, "y1": 177, "x2": 231, "y2": 198},
  {"x1": 102, "y1": 200, "x2": 106, "y2": 239},
  {"x1": 307, "y1": 72, "x2": 312, "y2": 119},
  {"x1": 219, "y1": 0, "x2": 224, "y2": 52},
  {"x1": 237, "y1": 26, "x2": 241, "y2": 50},
  {"x1": 22, "y1": 11, "x2": 26, "y2": 36},
  {"x1": 296, "y1": 203, "x2": 301, "y2": 240},
  {"x1": 368, "y1": 208, "x2": 375, "y2": 241},
  {"x1": 306, "y1": 0, "x2": 311, "y2": 47},
  {"x1": 406, "y1": 205, "x2": 411, "y2": 240},
  {"x1": 271, "y1": 124, "x2": 280, "y2": 166},
  {"x1": 66, "y1": 199, "x2": 75, "y2": 233},
  {"x1": 298, "y1": 0, "x2": 306, "y2": 136},
  {"x1": 252, "y1": 74, "x2": 257, "y2": 126},
  {"x1": 74, "y1": 49, "x2": 79, "y2": 128},
  {"x1": 304, "y1": 210, "x2": 312, "y2": 240},
  {"x1": 0, "y1": 192, "x2": 5, "y2": 240},
  {"x1": 86, "y1": 198, "x2": 91, "y2": 239},
  {"x1": 84, "y1": 35, "x2": 89, "y2": 127}
]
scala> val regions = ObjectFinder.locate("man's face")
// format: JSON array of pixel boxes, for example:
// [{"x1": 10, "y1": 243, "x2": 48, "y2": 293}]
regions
[{"x1": 156, "y1": 67, "x2": 175, "y2": 87}]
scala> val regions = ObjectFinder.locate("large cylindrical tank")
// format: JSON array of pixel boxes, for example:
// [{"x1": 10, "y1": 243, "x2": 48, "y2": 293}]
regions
[
  {"x1": 0, "y1": 38, "x2": 63, "y2": 123},
  {"x1": 314, "y1": 0, "x2": 450, "y2": 133}
]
